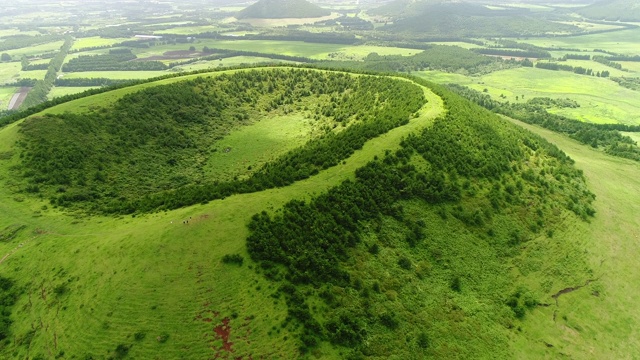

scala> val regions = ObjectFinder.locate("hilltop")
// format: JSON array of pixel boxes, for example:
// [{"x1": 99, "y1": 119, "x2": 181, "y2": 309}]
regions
[{"x1": 236, "y1": 0, "x2": 331, "y2": 19}]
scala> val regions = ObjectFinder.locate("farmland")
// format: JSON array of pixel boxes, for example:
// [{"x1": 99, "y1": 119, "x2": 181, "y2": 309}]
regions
[
  {"x1": 419, "y1": 67, "x2": 640, "y2": 125},
  {"x1": 521, "y1": 27, "x2": 640, "y2": 55}
]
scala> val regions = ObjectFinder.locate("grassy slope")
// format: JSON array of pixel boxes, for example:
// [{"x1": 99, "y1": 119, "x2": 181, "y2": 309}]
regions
[
  {"x1": 0, "y1": 71, "x2": 443, "y2": 358},
  {"x1": 508, "y1": 118, "x2": 640, "y2": 359}
]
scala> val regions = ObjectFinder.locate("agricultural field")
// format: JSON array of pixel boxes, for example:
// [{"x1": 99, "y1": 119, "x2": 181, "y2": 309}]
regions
[
  {"x1": 47, "y1": 86, "x2": 99, "y2": 99},
  {"x1": 426, "y1": 41, "x2": 482, "y2": 49},
  {"x1": 4, "y1": 40, "x2": 64, "y2": 58},
  {"x1": 0, "y1": 87, "x2": 17, "y2": 110},
  {"x1": 521, "y1": 27, "x2": 640, "y2": 55},
  {"x1": 153, "y1": 25, "x2": 222, "y2": 35},
  {"x1": 174, "y1": 56, "x2": 294, "y2": 72},
  {"x1": 60, "y1": 70, "x2": 168, "y2": 80},
  {"x1": 70, "y1": 37, "x2": 131, "y2": 51},
  {"x1": 147, "y1": 39, "x2": 419, "y2": 60},
  {"x1": 421, "y1": 67, "x2": 640, "y2": 125},
  {"x1": 0, "y1": 62, "x2": 22, "y2": 84},
  {"x1": 552, "y1": 59, "x2": 631, "y2": 77}
]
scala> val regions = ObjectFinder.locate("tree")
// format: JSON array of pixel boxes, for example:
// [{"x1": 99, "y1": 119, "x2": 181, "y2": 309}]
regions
[{"x1": 0, "y1": 53, "x2": 10, "y2": 62}]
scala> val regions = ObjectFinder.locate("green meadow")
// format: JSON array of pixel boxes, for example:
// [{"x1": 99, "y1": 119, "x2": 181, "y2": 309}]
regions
[
  {"x1": 420, "y1": 67, "x2": 640, "y2": 125},
  {"x1": 154, "y1": 26, "x2": 222, "y2": 35},
  {"x1": 70, "y1": 37, "x2": 131, "y2": 51},
  {"x1": 521, "y1": 27, "x2": 640, "y2": 55},
  {"x1": 47, "y1": 86, "x2": 99, "y2": 99},
  {"x1": 136, "y1": 39, "x2": 418, "y2": 60},
  {"x1": 0, "y1": 62, "x2": 22, "y2": 84},
  {"x1": 507, "y1": 118, "x2": 640, "y2": 359},
  {"x1": 5, "y1": 40, "x2": 64, "y2": 58}
]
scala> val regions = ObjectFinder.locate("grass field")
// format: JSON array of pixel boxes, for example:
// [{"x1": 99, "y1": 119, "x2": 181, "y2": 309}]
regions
[
  {"x1": 136, "y1": 40, "x2": 419, "y2": 60},
  {"x1": 70, "y1": 37, "x2": 131, "y2": 51},
  {"x1": 5, "y1": 40, "x2": 64, "y2": 58},
  {"x1": 0, "y1": 87, "x2": 17, "y2": 110},
  {"x1": 154, "y1": 26, "x2": 221, "y2": 35},
  {"x1": 0, "y1": 29, "x2": 41, "y2": 37},
  {"x1": 0, "y1": 62, "x2": 22, "y2": 85},
  {"x1": 555, "y1": 59, "x2": 632, "y2": 77},
  {"x1": 521, "y1": 27, "x2": 640, "y2": 55},
  {"x1": 203, "y1": 113, "x2": 314, "y2": 182},
  {"x1": 0, "y1": 69, "x2": 444, "y2": 359},
  {"x1": 48, "y1": 86, "x2": 99, "y2": 99},
  {"x1": 427, "y1": 41, "x2": 483, "y2": 49},
  {"x1": 419, "y1": 67, "x2": 640, "y2": 125},
  {"x1": 507, "y1": 118, "x2": 640, "y2": 359},
  {"x1": 61, "y1": 70, "x2": 168, "y2": 80},
  {"x1": 173, "y1": 56, "x2": 294, "y2": 72},
  {"x1": 619, "y1": 61, "x2": 640, "y2": 73}
]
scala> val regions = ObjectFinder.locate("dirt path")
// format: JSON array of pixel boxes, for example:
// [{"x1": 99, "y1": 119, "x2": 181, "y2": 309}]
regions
[{"x1": 8, "y1": 87, "x2": 30, "y2": 110}]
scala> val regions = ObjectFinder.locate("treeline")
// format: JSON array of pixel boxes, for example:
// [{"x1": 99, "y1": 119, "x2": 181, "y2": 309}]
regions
[
  {"x1": 592, "y1": 55, "x2": 625, "y2": 70},
  {"x1": 342, "y1": 45, "x2": 497, "y2": 74},
  {"x1": 62, "y1": 53, "x2": 168, "y2": 72},
  {"x1": 610, "y1": 77, "x2": 640, "y2": 91},
  {"x1": 473, "y1": 48, "x2": 551, "y2": 59},
  {"x1": 199, "y1": 47, "x2": 317, "y2": 64},
  {"x1": 15, "y1": 69, "x2": 425, "y2": 213},
  {"x1": 535, "y1": 61, "x2": 610, "y2": 77},
  {"x1": 563, "y1": 54, "x2": 591, "y2": 60},
  {"x1": 246, "y1": 81, "x2": 595, "y2": 352},
  {"x1": 54, "y1": 78, "x2": 135, "y2": 87},
  {"x1": 21, "y1": 55, "x2": 50, "y2": 71},
  {"x1": 447, "y1": 84, "x2": 640, "y2": 162},
  {"x1": 20, "y1": 37, "x2": 73, "y2": 109},
  {"x1": 606, "y1": 55, "x2": 640, "y2": 62},
  {"x1": 194, "y1": 31, "x2": 360, "y2": 45}
]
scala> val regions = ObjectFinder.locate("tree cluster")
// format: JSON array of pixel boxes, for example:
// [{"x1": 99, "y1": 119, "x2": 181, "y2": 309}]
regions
[{"x1": 62, "y1": 53, "x2": 168, "y2": 72}]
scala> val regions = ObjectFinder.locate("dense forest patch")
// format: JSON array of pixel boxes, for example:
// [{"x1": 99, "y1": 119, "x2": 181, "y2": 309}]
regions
[
  {"x1": 246, "y1": 83, "x2": 595, "y2": 357},
  {"x1": 12, "y1": 68, "x2": 426, "y2": 213}
]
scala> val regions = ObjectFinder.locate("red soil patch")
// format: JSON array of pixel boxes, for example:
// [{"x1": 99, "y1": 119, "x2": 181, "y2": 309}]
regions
[{"x1": 213, "y1": 318, "x2": 233, "y2": 353}]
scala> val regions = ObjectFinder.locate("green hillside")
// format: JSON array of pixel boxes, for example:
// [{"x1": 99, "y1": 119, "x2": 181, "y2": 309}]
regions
[
  {"x1": 237, "y1": 0, "x2": 331, "y2": 19},
  {"x1": 577, "y1": 0, "x2": 640, "y2": 21},
  {"x1": 0, "y1": 66, "x2": 635, "y2": 358}
]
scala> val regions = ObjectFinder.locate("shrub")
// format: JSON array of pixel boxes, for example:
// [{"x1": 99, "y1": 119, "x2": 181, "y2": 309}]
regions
[{"x1": 221, "y1": 254, "x2": 244, "y2": 266}]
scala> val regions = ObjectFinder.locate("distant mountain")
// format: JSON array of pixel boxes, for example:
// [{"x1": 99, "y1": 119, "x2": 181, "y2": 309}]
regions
[
  {"x1": 237, "y1": 0, "x2": 331, "y2": 19},
  {"x1": 576, "y1": 0, "x2": 640, "y2": 21},
  {"x1": 376, "y1": 2, "x2": 580, "y2": 37}
]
